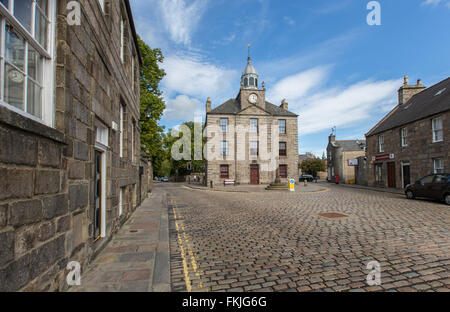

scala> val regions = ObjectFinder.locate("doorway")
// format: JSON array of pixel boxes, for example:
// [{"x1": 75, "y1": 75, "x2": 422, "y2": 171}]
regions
[
  {"x1": 402, "y1": 163, "x2": 411, "y2": 188},
  {"x1": 250, "y1": 165, "x2": 259, "y2": 185},
  {"x1": 94, "y1": 149, "x2": 107, "y2": 240},
  {"x1": 387, "y1": 162, "x2": 396, "y2": 188}
]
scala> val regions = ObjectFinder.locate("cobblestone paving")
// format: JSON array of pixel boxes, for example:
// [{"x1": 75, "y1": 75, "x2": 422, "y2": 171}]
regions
[{"x1": 167, "y1": 184, "x2": 450, "y2": 292}]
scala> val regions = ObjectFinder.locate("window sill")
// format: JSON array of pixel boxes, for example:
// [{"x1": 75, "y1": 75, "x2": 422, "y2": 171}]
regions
[{"x1": 0, "y1": 105, "x2": 65, "y2": 144}]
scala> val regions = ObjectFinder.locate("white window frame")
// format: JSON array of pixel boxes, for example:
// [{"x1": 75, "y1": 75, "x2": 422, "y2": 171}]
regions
[
  {"x1": 220, "y1": 118, "x2": 228, "y2": 133},
  {"x1": 433, "y1": 158, "x2": 444, "y2": 174},
  {"x1": 0, "y1": 0, "x2": 56, "y2": 127},
  {"x1": 131, "y1": 119, "x2": 135, "y2": 163},
  {"x1": 378, "y1": 135, "x2": 384, "y2": 153},
  {"x1": 120, "y1": 18, "x2": 124, "y2": 62},
  {"x1": 221, "y1": 140, "x2": 228, "y2": 156},
  {"x1": 250, "y1": 141, "x2": 258, "y2": 156},
  {"x1": 401, "y1": 127, "x2": 408, "y2": 147},
  {"x1": 119, "y1": 104, "x2": 124, "y2": 158},
  {"x1": 278, "y1": 119, "x2": 286, "y2": 135},
  {"x1": 250, "y1": 118, "x2": 258, "y2": 134},
  {"x1": 119, "y1": 187, "x2": 123, "y2": 216},
  {"x1": 432, "y1": 117, "x2": 443, "y2": 143}
]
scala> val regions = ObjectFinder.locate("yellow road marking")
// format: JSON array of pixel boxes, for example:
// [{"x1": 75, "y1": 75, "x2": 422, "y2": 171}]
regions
[{"x1": 171, "y1": 197, "x2": 205, "y2": 291}]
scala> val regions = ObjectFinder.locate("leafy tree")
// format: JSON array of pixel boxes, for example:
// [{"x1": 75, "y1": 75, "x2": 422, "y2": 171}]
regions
[
  {"x1": 137, "y1": 35, "x2": 166, "y2": 164},
  {"x1": 300, "y1": 158, "x2": 326, "y2": 177}
]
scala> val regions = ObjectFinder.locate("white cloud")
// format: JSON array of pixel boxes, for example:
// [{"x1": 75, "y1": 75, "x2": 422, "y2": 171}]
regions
[
  {"x1": 163, "y1": 95, "x2": 204, "y2": 121},
  {"x1": 159, "y1": 0, "x2": 209, "y2": 46},
  {"x1": 161, "y1": 55, "x2": 237, "y2": 100},
  {"x1": 268, "y1": 66, "x2": 331, "y2": 103},
  {"x1": 422, "y1": 0, "x2": 442, "y2": 5},
  {"x1": 295, "y1": 79, "x2": 401, "y2": 135}
]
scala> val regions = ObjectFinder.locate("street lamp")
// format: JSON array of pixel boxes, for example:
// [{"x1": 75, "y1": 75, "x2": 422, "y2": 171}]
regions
[{"x1": 140, "y1": 107, "x2": 151, "y2": 122}]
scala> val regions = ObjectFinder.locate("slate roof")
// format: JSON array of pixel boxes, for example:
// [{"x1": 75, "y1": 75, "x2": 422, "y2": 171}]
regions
[
  {"x1": 333, "y1": 140, "x2": 366, "y2": 152},
  {"x1": 208, "y1": 99, "x2": 298, "y2": 117},
  {"x1": 367, "y1": 77, "x2": 450, "y2": 136}
]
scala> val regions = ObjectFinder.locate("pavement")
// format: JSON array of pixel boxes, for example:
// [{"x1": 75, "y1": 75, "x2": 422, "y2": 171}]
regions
[{"x1": 70, "y1": 191, "x2": 170, "y2": 292}]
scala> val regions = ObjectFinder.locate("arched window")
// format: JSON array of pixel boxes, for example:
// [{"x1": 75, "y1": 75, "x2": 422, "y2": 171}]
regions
[
  {"x1": 250, "y1": 77, "x2": 254, "y2": 86},
  {"x1": 255, "y1": 79, "x2": 258, "y2": 88},
  {"x1": 244, "y1": 78, "x2": 248, "y2": 87}
]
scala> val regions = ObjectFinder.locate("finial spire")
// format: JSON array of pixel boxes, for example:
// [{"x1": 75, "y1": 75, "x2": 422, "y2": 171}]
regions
[{"x1": 248, "y1": 43, "x2": 251, "y2": 62}]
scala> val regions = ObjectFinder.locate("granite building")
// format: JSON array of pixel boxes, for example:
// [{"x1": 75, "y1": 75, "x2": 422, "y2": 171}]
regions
[
  {"x1": 327, "y1": 135, "x2": 366, "y2": 184},
  {"x1": 0, "y1": 0, "x2": 149, "y2": 291},
  {"x1": 366, "y1": 76, "x2": 449, "y2": 189},
  {"x1": 205, "y1": 56, "x2": 299, "y2": 186}
]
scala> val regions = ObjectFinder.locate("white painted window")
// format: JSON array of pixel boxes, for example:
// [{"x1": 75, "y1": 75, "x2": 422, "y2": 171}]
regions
[
  {"x1": 434, "y1": 158, "x2": 444, "y2": 174},
  {"x1": 432, "y1": 117, "x2": 443, "y2": 143},
  {"x1": 0, "y1": 0, "x2": 56, "y2": 127},
  {"x1": 250, "y1": 119, "x2": 258, "y2": 133},
  {"x1": 119, "y1": 187, "x2": 123, "y2": 216},
  {"x1": 120, "y1": 104, "x2": 124, "y2": 157},
  {"x1": 131, "y1": 54, "x2": 135, "y2": 91},
  {"x1": 221, "y1": 140, "x2": 228, "y2": 156},
  {"x1": 378, "y1": 135, "x2": 384, "y2": 153},
  {"x1": 131, "y1": 119, "x2": 135, "y2": 162},
  {"x1": 120, "y1": 18, "x2": 124, "y2": 62},
  {"x1": 278, "y1": 119, "x2": 286, "y2": 134},
  {"x1": 250, "y1": 141, "x2": 258, "y2": 156},
  {"x1": 96, "y1": 123, "x2": 109, "y2": 147},
  {"x1": 401, "y1": 127, "x2": 408, "y2": 147},
  {"x1": 220, "y1": 118, "x2": 228, "y2": 133}
]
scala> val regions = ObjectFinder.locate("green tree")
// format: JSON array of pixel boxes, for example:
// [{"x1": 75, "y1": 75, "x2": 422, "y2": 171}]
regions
[
  {"x1": 137, "y1": 35, "x2": 166, "y2": 164},
  {"x1": 300, "y1": 158, "x2": 326, "y2": 177}
]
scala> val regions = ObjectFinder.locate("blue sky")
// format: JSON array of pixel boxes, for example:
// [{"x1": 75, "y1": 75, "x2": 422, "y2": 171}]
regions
[{"x1": 131, "y1": 0, "x2": 450, "y2": 157}]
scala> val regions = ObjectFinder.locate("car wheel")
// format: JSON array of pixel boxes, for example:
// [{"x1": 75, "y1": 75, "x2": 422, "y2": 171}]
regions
[
  {"x1": 445, "y1": 194, "x2": 450, "y2": 205},
  {"x1": 406, "y1": 190, "x2": 415, "y2": 200}
]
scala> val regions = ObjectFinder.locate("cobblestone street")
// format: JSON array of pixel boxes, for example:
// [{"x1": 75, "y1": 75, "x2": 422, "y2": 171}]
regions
[{"x1": 166, "y1": 183, "x2": 450, "y2": 292}]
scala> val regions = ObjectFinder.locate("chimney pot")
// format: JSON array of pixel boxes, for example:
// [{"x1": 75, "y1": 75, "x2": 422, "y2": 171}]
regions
[
  {"x1": 206, "y1": 97, "x2": 212, "y2": 113},
  {"x1": 417, "y1": 79, "x2": 422, "y2": 85},
  {"x1": 404, "y1": 75, "x2": 409, "y2": 85}
]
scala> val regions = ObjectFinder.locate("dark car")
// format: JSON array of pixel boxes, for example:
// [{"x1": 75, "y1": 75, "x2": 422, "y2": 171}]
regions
[
  {"x1": 299, "y1": 174, "x2": 315, "y2": 182},
  {"x1": 405, "y1": 173, "x2": 450, "y2": 205}
]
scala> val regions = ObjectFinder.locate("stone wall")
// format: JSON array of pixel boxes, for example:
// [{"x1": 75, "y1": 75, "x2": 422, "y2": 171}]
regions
[
  {"x1": 206, "y1": 113, "x2": 298, "y2": 186},
  {"x1": 0, "y1": 0, "x2": 144, "y2": 291},
  {"x1": 366, "y1": 110, "x2": 449, "y2": 188}
]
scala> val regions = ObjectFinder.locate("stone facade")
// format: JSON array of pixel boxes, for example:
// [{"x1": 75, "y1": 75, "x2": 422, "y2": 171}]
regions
[
  {"x1": 327, "y1": 135, "x2": 366, "y2": 184},
  {"x1": 0, "y1": 0, "x2": 148, "y2": 291},
  {"x1": 205, "y1": 58, "x2": 298, "y2": 186},
  {"x1": 366, "y1": 77, "x2": 449, "y2": 189}
]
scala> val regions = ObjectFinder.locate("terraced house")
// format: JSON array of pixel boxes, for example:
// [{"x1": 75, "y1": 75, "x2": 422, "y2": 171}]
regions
[
  {"x1": 205, "y1": 56, "x2": 299, "y2": 186},
  {"x1": 0, "y1": 0, "x2": 150, "y2": 291},
  {"x1": 366, "y1": 76, "x2": 449, "y2": 189}
]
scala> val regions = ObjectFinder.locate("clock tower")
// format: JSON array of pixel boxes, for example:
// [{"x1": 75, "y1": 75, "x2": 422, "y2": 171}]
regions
[{"x1": 237, "y1": 55, "x2": 266, "y2": 111}]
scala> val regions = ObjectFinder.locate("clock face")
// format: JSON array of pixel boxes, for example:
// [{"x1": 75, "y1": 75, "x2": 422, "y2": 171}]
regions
[{"x1": 249, "y1": 93, "x2": 258, "y2": 104}]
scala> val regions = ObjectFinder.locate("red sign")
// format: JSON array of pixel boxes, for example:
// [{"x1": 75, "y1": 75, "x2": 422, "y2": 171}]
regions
[{"x1": 374, "y1": 154, "x2": 392, "y2": 161}]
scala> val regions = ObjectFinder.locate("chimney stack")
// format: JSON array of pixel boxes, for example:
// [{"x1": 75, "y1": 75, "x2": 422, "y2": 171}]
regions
[
  {"x1": 280, "y1": 99, "x2": 288, "y2": 110},
  {"x1": 398, "y1": 75, "x2": 426, "y2": 106},
  {"x1": 206, "y1": 97, "x2": 212, "y2": 113}
]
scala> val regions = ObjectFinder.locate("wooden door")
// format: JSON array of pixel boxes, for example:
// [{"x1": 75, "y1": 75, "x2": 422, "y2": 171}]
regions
[
  {"x1": 387, "y1": 162, "x2": 396, "y2": 188},
  {"x1": 250, "y1": 165, "x2": 259, "y2": 185}
]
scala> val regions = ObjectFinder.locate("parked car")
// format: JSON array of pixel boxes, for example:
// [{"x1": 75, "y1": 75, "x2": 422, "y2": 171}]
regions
[
  {"x1": 405, "y1": 173, "x2": 450, "y2": 205},
  {"x1": 161, "y1": 177, "x2": 169, "y2": 182},
  {"x1": 299, "y1": 174, "x2": 315, "y2": 182}
]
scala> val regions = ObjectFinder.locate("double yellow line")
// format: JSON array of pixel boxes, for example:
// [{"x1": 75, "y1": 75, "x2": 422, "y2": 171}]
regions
[{"x1": 170, "y1": 198, "x2": 204, "y2": 292}]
